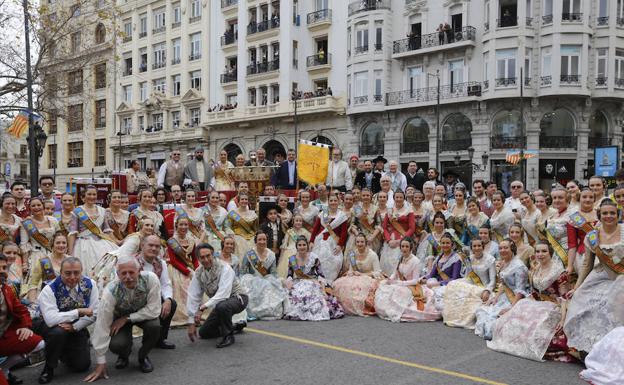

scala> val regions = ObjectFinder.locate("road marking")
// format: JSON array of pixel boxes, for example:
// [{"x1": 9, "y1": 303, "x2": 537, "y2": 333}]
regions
[{"x1": 247, "y1": 327, "x2": 508, "y2": 385}]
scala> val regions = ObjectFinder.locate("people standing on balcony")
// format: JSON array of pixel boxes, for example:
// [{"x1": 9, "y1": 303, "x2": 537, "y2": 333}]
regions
[
  {"x1": 318, "y1": 47, "x2": 325, "y2": 64},
  {"x1": 436, "y1": 24, "x2": 445, "y2": 45},
  {"x1": 444, "y1": 23, "x2": 453, "y2": 44},
  {"x1": 326, "y1": 148, "x2": 352, "y2": 193},
  {"x1": 355, "y1": 160, "x2": 381, "y2": 195},
  {"x1": 157, "y1": 151, "x2": 185, "y2": 192},
  {"x1": 183, "y1": 146, "x2": 215, "y2": 192}
]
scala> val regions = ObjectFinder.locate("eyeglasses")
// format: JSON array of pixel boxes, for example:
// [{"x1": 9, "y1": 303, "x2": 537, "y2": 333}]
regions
[
  {"x1": 511, "y1": 185, "x2": 522, "y2": 189},
  {"x1": 41, "y1": 183, "x2": 53, "y2": 187},
  {"x1": 172, "y1": 153, "x2": 181, "y2": 156}
]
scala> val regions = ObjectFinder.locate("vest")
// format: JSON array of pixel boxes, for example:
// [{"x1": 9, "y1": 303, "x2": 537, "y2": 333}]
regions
[
  {"x1": 164, "y1": 160, "x2": 185, "y2": 187},
  {"x1": 49, "y1": 276, "x2": 93, "y2": 312},
  {"x1": 196, "y1": 259, "x2": 244, "y2": 299},
  {"x1": 108, "y1": 273, "x2": 150, "y2": 318}
]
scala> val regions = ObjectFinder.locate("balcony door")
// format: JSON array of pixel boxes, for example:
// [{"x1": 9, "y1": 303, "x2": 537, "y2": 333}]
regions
[
  {"x1": 451, "y1": 13, "x2": 462, "y2": 31},
  {"x1": 449, "y1": 59, "x2": 464, "y2": 92},
  {"x1": 408, "y1": 66, "x2": 423, "y2": 97}
]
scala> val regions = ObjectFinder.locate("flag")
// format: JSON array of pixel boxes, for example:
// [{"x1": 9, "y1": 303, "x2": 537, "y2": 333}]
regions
[
  {"x1": 297, "y1": 140, "x2": 330, "y2": 186},
  {"x1": 6, "y1": 110, "x2": 30, "y2": 138},
  {"x1": 505, "y1": 150, "x2": 538, "y2": 165}
]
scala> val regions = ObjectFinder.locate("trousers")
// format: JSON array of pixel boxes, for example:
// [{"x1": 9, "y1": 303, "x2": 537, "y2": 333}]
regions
[
  {"x1": 39, "y1": 325, "x2": 90, "y2": 371},
  {"x1": 109, "y1": 318, "x2": 160, "y2": 360},
  {"x1": 160, "y1": 297, "x2": 177, "y2": 342},
  {"x1": 199, "y1": 295, "x2": 248, "y2": 339}
]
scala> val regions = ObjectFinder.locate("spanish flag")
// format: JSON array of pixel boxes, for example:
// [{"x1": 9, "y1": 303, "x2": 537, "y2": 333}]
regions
[
  {"x1": 6, "y1": 110, "x2": 30, "y2": 138},
  {"x1": 297, "y1": 140, "x2": 330, "y2": 186}
]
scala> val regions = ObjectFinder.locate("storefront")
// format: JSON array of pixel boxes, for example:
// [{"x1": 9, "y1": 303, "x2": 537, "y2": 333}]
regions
[{"x1": 538, "y1": 159, "x2": 575, "y2": 191}]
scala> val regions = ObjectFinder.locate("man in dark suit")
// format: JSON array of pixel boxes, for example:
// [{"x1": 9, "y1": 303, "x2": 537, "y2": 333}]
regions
[
  {"x1": 405, "y1": 161, "x2": 425, "y2": 192},
  {"x1": 354, "y1": 159, "x2": 381, "y2": 194},
  {"x1": 271, "y1": 149, "x2": 302, "y2": 190}
]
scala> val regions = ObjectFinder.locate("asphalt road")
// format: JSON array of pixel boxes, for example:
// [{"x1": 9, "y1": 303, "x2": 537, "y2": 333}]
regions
[{"x1": 14, "y1": 317, "x2": 586, "y2": 385}]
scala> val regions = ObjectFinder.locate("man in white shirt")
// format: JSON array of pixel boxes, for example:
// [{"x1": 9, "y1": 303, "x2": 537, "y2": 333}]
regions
[
  {"x1": 326, "y1": 147, "x2": 352, "y2": 192},
  {"x1": 84, "y1": 256, "x2": 162, "y2": 381},
  {"x1": 136, "y1": 235, "x2": 176, "y2": 350},
  {"x1": 37, "y1": 257, "x2": 99, "y2": 384},
  {"x1": 157, "y1": 151, "x2": 185, "y2": 191},
  {"x1": 187, "y1": 243, "x2": 248, "y2": 348},
  {"x1": 385, "y1": 160, "x2": 407, "y2": 192},
  {"x1": 504, "y1": 180, "x2": 524, "y2": 218}
]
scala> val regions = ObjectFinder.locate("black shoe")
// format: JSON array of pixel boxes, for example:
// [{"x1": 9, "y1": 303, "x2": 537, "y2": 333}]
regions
[
  {"x1": 233, "y1": 321, "x2": 247, "y2": 334},
  {"x1": 216, "y1": 333, "x2": 235, "y2": 348},
  {"x1": 156, "y1": 340, "x2": 176, "y2": 349},
  {"x1": 114, "y1": 356, "x2": 129, "y2": 370},
  {"x1": 38, "y1": 366, "x2": 54, "y2": 384},
  {"x1": 8, "y1": 373, "x2": 23, "y2": 385},
  {"x1": 138, "y1": 356, "x2": 154, "y2": 373}
]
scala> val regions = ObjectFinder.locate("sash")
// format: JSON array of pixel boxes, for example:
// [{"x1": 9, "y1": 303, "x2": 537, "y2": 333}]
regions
[
  {"x1": 395, "y1": 262, "x2": 425, "y2": 311},
  {"x1": 175, "y1": 206, "x2": 203, "y2": 240},
  {"x1": 289, "y1": 255, "x2": 313, "y2": 279},
  {"x1": 74, "y1": 207, "x2": 116, "y2": 243},
  {"x1": 569, "y1": 212, "x2": 595, "y2": 234},
  {"x1": 426, "y1": 234, "x2": 440, "y2": 255},
  {"x1": 437, "y1": 266, "x2": 450, "y2": 282},
  {"x1": 467, "y1": 223, "x2": 480, "y2": 241},
  {"x1": 228, "y1": 210, "x2": 255, "y2": 236},
  {"x1": 286, "y1": 229, "x2": 300, "y2": 244},
  {"x1": 205, "y1": 211, "x2": 225, "y2": 242},
  {"x1": 108, "y1": 217, "x2": 124, "y2": 241},
  {"x1": 502, "y1": 283, "x2": 518, "y2": 305},
  {"x1": 466, "y1": 269, "x2": 484, "y2": 287},
  {"x1": 320, "y1": 212, "x2": 348, "y2": 242},
  {"x1": 0, "y1": 225, "x2": 12, "y2": 242},
  {"x1": 359, "y1": 211, "x2": 376, "y2": 233},
  {"x1": 388, "y1": 215, "x2": 407, "y2": 237},
  {"x1": 587, "y1": 230, "x2": 624, "y2": 275},
  {"x1": 52, "y1": 212, "x2": 68, "y2": 235},
  {"x1": 167, "y1": 237, "x2": 195, "y2": 269},
  {"x1": 22, "y1": 218, "x2": 52, "y2": 251},
  {"x1": 544, "y1": 226, "x2": 569, "y2": 267},
  {"x1": 39, "y1": 257, "x2": 57, "y2": 285},
  {"x1": 246, "y1": 249, "x2": 269, "y2": 276},
  {"x1": 492, "y1": 230, "x2": 504, "y2": 243},
  {"x1": 348, "y1": 251, "x2": 358, "y2": 272}
]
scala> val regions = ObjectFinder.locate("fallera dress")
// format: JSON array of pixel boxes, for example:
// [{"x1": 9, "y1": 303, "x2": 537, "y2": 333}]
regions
[
  {"x1": 333, "y1": 248, "x2": 382, "y2": 316},
  {"x1": 239, "y1": 248, "x2": 287, "y2": 320}
]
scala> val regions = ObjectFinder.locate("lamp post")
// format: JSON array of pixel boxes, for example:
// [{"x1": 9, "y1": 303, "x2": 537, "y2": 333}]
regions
[
  {"x1": 456, "y1": 146, "x2": 489, "y2": 173},
  {"x1": 292, "y1": 91, "x2": 301, "y2": 152},
  {"x1": 117, "y1": 131, "x2": 126, "y2": 171}
]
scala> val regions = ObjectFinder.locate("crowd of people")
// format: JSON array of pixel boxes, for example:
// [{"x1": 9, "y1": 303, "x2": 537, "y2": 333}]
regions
[{"x1": 1, "y1": 147, "x2": 623, "y2": 384}]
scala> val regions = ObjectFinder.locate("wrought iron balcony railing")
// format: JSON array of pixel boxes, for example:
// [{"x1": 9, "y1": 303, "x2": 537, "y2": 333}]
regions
[
  {"x1": 220, "y1": 72, "x2": 237, "y2": 84},
  {"x1": 353, "y1": 95, "x2": 368, "y2": 105},
  {"x1": 386, "y1": 81, "x2": 482, "y2": 106},
  {"x1": 496, "y1": 77, "x2": 517, "y2": 87},
  {"x1": 348, "y1": 0, "x2": 390, "y2": 16},
  {"x1": 393, "y1": 26, "x2": 476, "y2": 55},
  {"x1": 541, "y1": 76, "x2": 552, "y2": 86},
  {"x1": 596, "y1": 77, "x2": 608, "y2": 86},
  {"x1": 221, "y1": 32, "x2": 237, "y2": 46},
  {"x1": 497, "y1": 16, "x2": 518, "y2": 28},
  {"x1": 247, "y1": 19, "x2": 280, "y2": 35},
  {"x1": 589, "y1": 137, "x2": 612, "y2": 148},
  {"x1": 307, "y1": 9, "x2": 331, "y2": 25},
  {"x1": 401, "y1": 141, "x2": 429, "y2": 153},
  {"x1": 597, "y1": 16, "x2": 609, "y2": 26},
  {"x1": 221, "y1": 0, "x2": 237, "y2": 8},
  {"x1": 441, "y1": 139, "x2": 472, "y2": 152},
  {"x1": 560, "y1": 75, "x2": 580, "y2": 84},
  {"x1": 359, "y1": 144, "x2": 384, "y2": 156},
  {"x1": 246, "y1": 59, "x2": 279, "y2": 75},
  {"x1": 539, "y1": 136, "x2": 577, "y2": 149},
  {"x1": 562, "y1": 13, "x2": 583, "y2": 22},
  {"x1": 491, "y1": 136, "x2": 527, "y2": 149},
  {"x1": 542, "y1": 15, "x2": 553, "y2": 24},
  {"x1": 306, "y1": 53, "x2": 331, "y2": 67}
]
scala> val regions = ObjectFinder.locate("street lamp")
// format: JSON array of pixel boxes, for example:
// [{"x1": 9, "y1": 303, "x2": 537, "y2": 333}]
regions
[
  {"x1": 117, "y1": 131, "x2": 126, "y2": 171},
  {"x1": 34, "y1": 123, "x2": 48, "y2": 157},
  {"x1": 26, "y1": 121, "x2": 47, "y2": 192},
  {"x1": 455, "y1": 147, "x2": 488, "y2": 172}
]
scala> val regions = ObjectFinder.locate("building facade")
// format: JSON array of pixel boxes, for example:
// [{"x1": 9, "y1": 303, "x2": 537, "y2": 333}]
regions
[{"x1": 0, "y1": 124, "x2": 29, "y2": 189}]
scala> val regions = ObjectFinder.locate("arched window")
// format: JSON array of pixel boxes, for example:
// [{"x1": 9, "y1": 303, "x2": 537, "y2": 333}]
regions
[
  {"x1": 311, "y1": 135, "x2": 333, "y2": 147},
  {"x1": 360, "y1": 122, "x2": 384, "y2": 156},
  {"x1": 441, "y1": 113, "x2": 472, "y2": 151},
  {"x1": 491, "y1": 110, "x2": 524, "y2": 149},
  {"x1": 589, "y1": 110, "x2": 609, "y2": 148},
  {"x1": 540, "y1": 108, "x2": 577, "y2": 149},
  {"x1": 401, "y1": 117, "x2": 429, "y2": 153},
  {"x1": 262, "y1": 139, "x2": 286, "y2": 162},
  {"x1": 223, "y1": 143, "x2": 242, "y2": 164},
  {"x1": 94, "y1": 23, "x2": 106, "y2": 44}
]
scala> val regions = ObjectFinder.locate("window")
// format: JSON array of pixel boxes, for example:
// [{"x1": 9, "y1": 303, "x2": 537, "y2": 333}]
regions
[
  {"x1": 94, "y1": 23, "x2": 106, "y2": 44},
  {"x1": 123, "y1": 54, "x2": 132, "y2": 75},
  {"x1": 172, "y1": 39, "x2": 181, "y2": 64},
  {"x1": 562, "y1": 0, "x2": 581, "y2": 20},
  {"x1": 48, "y1": 110, "x2": 57, "y2": 134},
  {"x1": 374, "y1": 70, "x2": 382, "y2": 101},
  {"x1": 619, "y1": 0, "x2": 624, "y2": 21},
  {"x1": 226, "y1": 94, "x2": 237, "y2": 105},
  {"x1": 139, "y1": 14, "x2": 147, "y2": 36},
  {"x1": 172, "y1": 74, "x2": 181, "y2": 96},
  {"x1": 354, "y1": 71, "x2": 368, "y2": 97},
  {"x1": 70, "y1": 31, "x2": 81, "y2": 53},
  {"x1": 524, "y1": 48, "x2": 532, "y2": 81},
  {"x1": 597, "y1": 48, "x2": 608, "y2": 85},
  {"x1": 544, "y1": 0, "x2": 553, "y2": 17},
  {"x1": 153, "y1": 42, "x2": 166, "y2": 68},
  {"x1": 190, "y1": 33, "x2": 201, "y2": 60},
  {"x1": 123, "y1": 85, "x2": 132, "y2": 102},
  {"x1": 483, "y1": 52, "x2": 489, "y2": 87},
  {"x1": 408, "y1": 66, "x2": 423, "y2": 93},
  {"x1": 138, "y1": 115, "x2": 145, "y2": 131},
  {"x1": 271, "y1": 84, "x2": 279, "y2": 103},
  {"x1": 68, "y1": 104, "x2": 83, "y2": 131},
  {"x1": 153, "y1": 78, "x2": 166, "y2": 93},
  {"x1": 190, "y1": 0, "x2": 201, "y2": 19},
  {"x1": 121, "y1": 117, "x2": 132, "y2": 134},
  {"x1": 190, "y1": 70, "x2": 201, "y2": 90},
  {"x1": 19, "y1": 165, "x2": 27, "y2": 179},
  {"x1": 260, "y1": 86, "x2": 268, "y2": 105},
  {"x1": 360, "y1": 123, "x2": 384, "y2": 155},
  {"x1": 441, "y1": 113, "x2": 472, "y2": 150},
  {"x1": 315, "y1": 0, "x2": 328, "y2": 10},
  {"x1": 448, "y1": 59, "x2": 464, "y2": 89},
  {"x1": 94, "y1": 139, "x2": 106, "y2": 166},
  {"x1": 248, "y1": 88, "x2": 257, "y2": 106},
  {"x1": 491, "y1": 110, "x2": 524, "y2": 148},
  {"x1": 560, "y1": 45, "x2": 581, "y2": 82},
  {"x1": 139, "y1": 47, "x2": 148, "y2": 72},
  {"x1": 292, "y1": 40, "x2": 298, "y2": 68},
  {"x1": 95, "y1": 99, "x2": 106, "y2": 128},
  {"x1": 402, "y1": 117, "x2": 430, "y2": 153},
  {"x1": 94, "y1": 63, "x2": 106, "y2": 89},
  {"x1": 616, "y1": 49, "x2": 624, "y2": 83},
  {"x1": 151, "y1": 113, "x2": 163, "y2": 132},
  {"x1": 485, "y1": 1, "x2": 490, "y2": 29},
  {"x1": 589, "y1": 110, "x2": 608, "y2": 141},
  {"x1": 496, "y1": 48, "x2": 517, "y2": 85},
  {"x1": 356, "y1": 25, "x2": 369, "y2": 52},
  {"x1": 154, "y1": 8, "x2": 165, "y2": 31},
  {"x1": 123, "y1": 20, "x2": 132, "y2": 40},
  {"x1": 139, "y1": 82, "x2": 147, "y2": 101},
  {"x1": 375, "y1": 24, "x2": 382, "y2": 50},
  {"x1": 540, "y1": 109, "x2": 575, "y2": 137},
  {"x1": 67, "y1": 69, "x2": 83, "y2": 94},
  {"x1": 189, "y1": 108, "x2": 200, "y2": 126},
  {"x1": 171, "y1": 110, "x2": 180, "y2": 129},
  {"x1": 526, "y1": 0, "x2": 532, "y2": 18},
  {"x1": 67, "y1": 141, "x2": 83, "y2": 168},
  {"x1": 599, "y1": 0, "x2": 609, "y2": 20},
  {"x1": 173, "y1": 4, "x2": 181, "y2": 25},
  {"x1": 20, "y1": 145, "x2": 27, "y2": 156},
  {"x1": 541, "y1": 46, "x2": 552, "y2": 83},
  {"x1": 48, "y1": 144, "x2": 57, "y2": 169}
]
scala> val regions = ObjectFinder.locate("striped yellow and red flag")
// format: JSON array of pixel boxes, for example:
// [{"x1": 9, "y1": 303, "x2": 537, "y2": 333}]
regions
[
  {"x1": 505, "y1": 150, "x2": 538, "y2": 165},
  {"x1": 6, "y1": 110, "x2": 30, "y2": 138}
]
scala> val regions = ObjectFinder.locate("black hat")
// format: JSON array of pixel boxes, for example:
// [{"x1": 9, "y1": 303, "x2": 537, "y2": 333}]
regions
[
  {"x1": 442, "y1": 169, "x2": 459, "y2": 178},
  {"x1": 372, "y1": 155, "x2": 388, "y2": 164}
]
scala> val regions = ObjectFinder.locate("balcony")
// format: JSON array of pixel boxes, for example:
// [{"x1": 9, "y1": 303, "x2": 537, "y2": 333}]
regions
[
  {"x1": 123, "y1": 36, "x2": 132, "y2": 43},
  {"x1": 374, "y1": 43, "x2": 382, "y2": 51},
  {"x1": 373, "y1": 94, "x2": 383, "y2": 103},
  {"x1": 524, "y1": 77, "x2": 532, "y2": 87},
  {"x1": 354, "y1": 45, "x2": 369, "y2": 54},
  {"x1": 618, "y1": 17, "x2": 624, "y2": 26},
  {"x1": 441, "y1": 139, "x2": 471, "y2": 152},
  {"x1": 495, "y1": 77, "x2": 517, "y2": 87},
  {"x1": 542, "y1": 15, "x2": 553, "y2": 25},
  {"x1": 139, "y1": 31, "x2": 147, "y2": 38},
  {"x1": 152, "y1": 26, "x2": 165, "y2": 34},
  {"x1": 491, "y1": 136, "x2": 527, "y2": 149},
  {"x1": 497, "y1": 16, "x2": 518, "y2": 28},
  {"x1": 307, "y1": 9, "x2": 331, "y2": 29},
  {"x1": 589, "y1": 137, "x2": 612, "y2": 148},
  {"x1": 138, "y1": 63, "x2": 147, "y2": 73},
  {"x1": 221, "y1": 0, "x2": 237, "y2": 8},
  {"x1": 221, "y1": 32, "x2": 237, "y2": 46},
  {"x1": 359, "y1": 144, "x2": 384, "y2": 156},
  {"x1": 562, "y1": 13, "x2": 583, "y2": 22},
  {"x1": 540, "y1": 136, "x2": 577, "y2": 149},
  {"x1": 123, "y1": 68, "x2": 132, "y2": 76},
  {"x1": 247, "y1": 19, "x2": 280, "y2": 36},
  {"x1": 560, "y1": 75, "x2": 580, "y2": 85},
  {"x1": 189, "y1": 15, "x2": 201, "y2": 23},
  {"x1": 172, "y1": 21, "x2": 181, "y2": 28},
  {"x1": 526, "y1": 17, "x2": 533, "y2": 26},
  {"x1": 306, "y1": 53, "x2": 331, "y2": 70},
  {"x1": 386, "y1": 81, "x2": 482, "y2": 106},
  {"x1": 401, "y1": 141, "x2": 429, "y2": 153},
  {"x1": 171, "y1": 57, "x2": 180, "y2": 65},
  {"x1": 246, "y1": 59, "x2": 279, "y2": 76},
  {"x1": 596, "y1": 77, "x2": 608, "y2": 87},
  {"x1": 597, "y1": 16, "x2": 609, "y2": 26},
  {"x1": 189, "y1": 53, "x2": 201, "y2": 61},
  {"x1": 152, "y1": 61, "x2": 166, "y2": 70},
  {"x1": 220, "y1": 71, "x2": 237, "y2": 84},
  {"x1": 616, "y1": 78, "x2": 624, "y2": 88},
  {"x1": 392, "y1": 26, "x2": 476, "y2": 59},
  {"x1": 348, "y1": 0, "x2": 390, "y2": 16},
  {"x1": 353, "y1": 95, "x2": 368, "y2": 105},
  {"x1": 541, "y1": 76, "x2": 552, "y2": 86}
]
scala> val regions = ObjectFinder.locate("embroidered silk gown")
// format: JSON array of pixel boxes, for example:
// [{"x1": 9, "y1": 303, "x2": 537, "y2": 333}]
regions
[
  {"x1": 277, "y1": 227, "x2": 311, "y2": 279},
  {"x1": 202, "y1": 205, "x2": 230, "y2": 253},
  {"x1": 166, "y1": 234, "x2": 198, "y2": 326},
  {"x1": 489, "y1": 208, "x2": 515, "y2": 242},
  {"x1": 239, "y1": 248, "x2": 287, "y2": 320},
  {"x1": 310, "y1": 211, "x2": 349, "y2": 282},
  {"x1": 20, "y1": 216, "x2": 60, "y2": 272},
  {"x1": 294, "y1": 205, "x2": 320, "y2": 233},
  {"x1": 333, "y1": 248, "x2": 382, "y2": 316},
  {"x1": 127, "y1": 207, "x2": 167, "y2": 238},
  {"x1": 228, "y1": 209, "x2": 258, "y2": 258},
  {"x1": 0, "y1": 213, "x2": 22, "y2": 244},
  {"x1": 70, "y1": 206, "x2": 119, "y2": 276},
  {"x1": 103, "y1": 209, "x2": 129, "y2": 242},
  {"x1": 380, "y1": 208, "x2": 415, "y2": 276},
  {"x1": 464, "y1": 212, "x2": 490, "y2": 246},
  {"x1": 174, "y1": 206, "x2": 205, "y2": 244}
]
